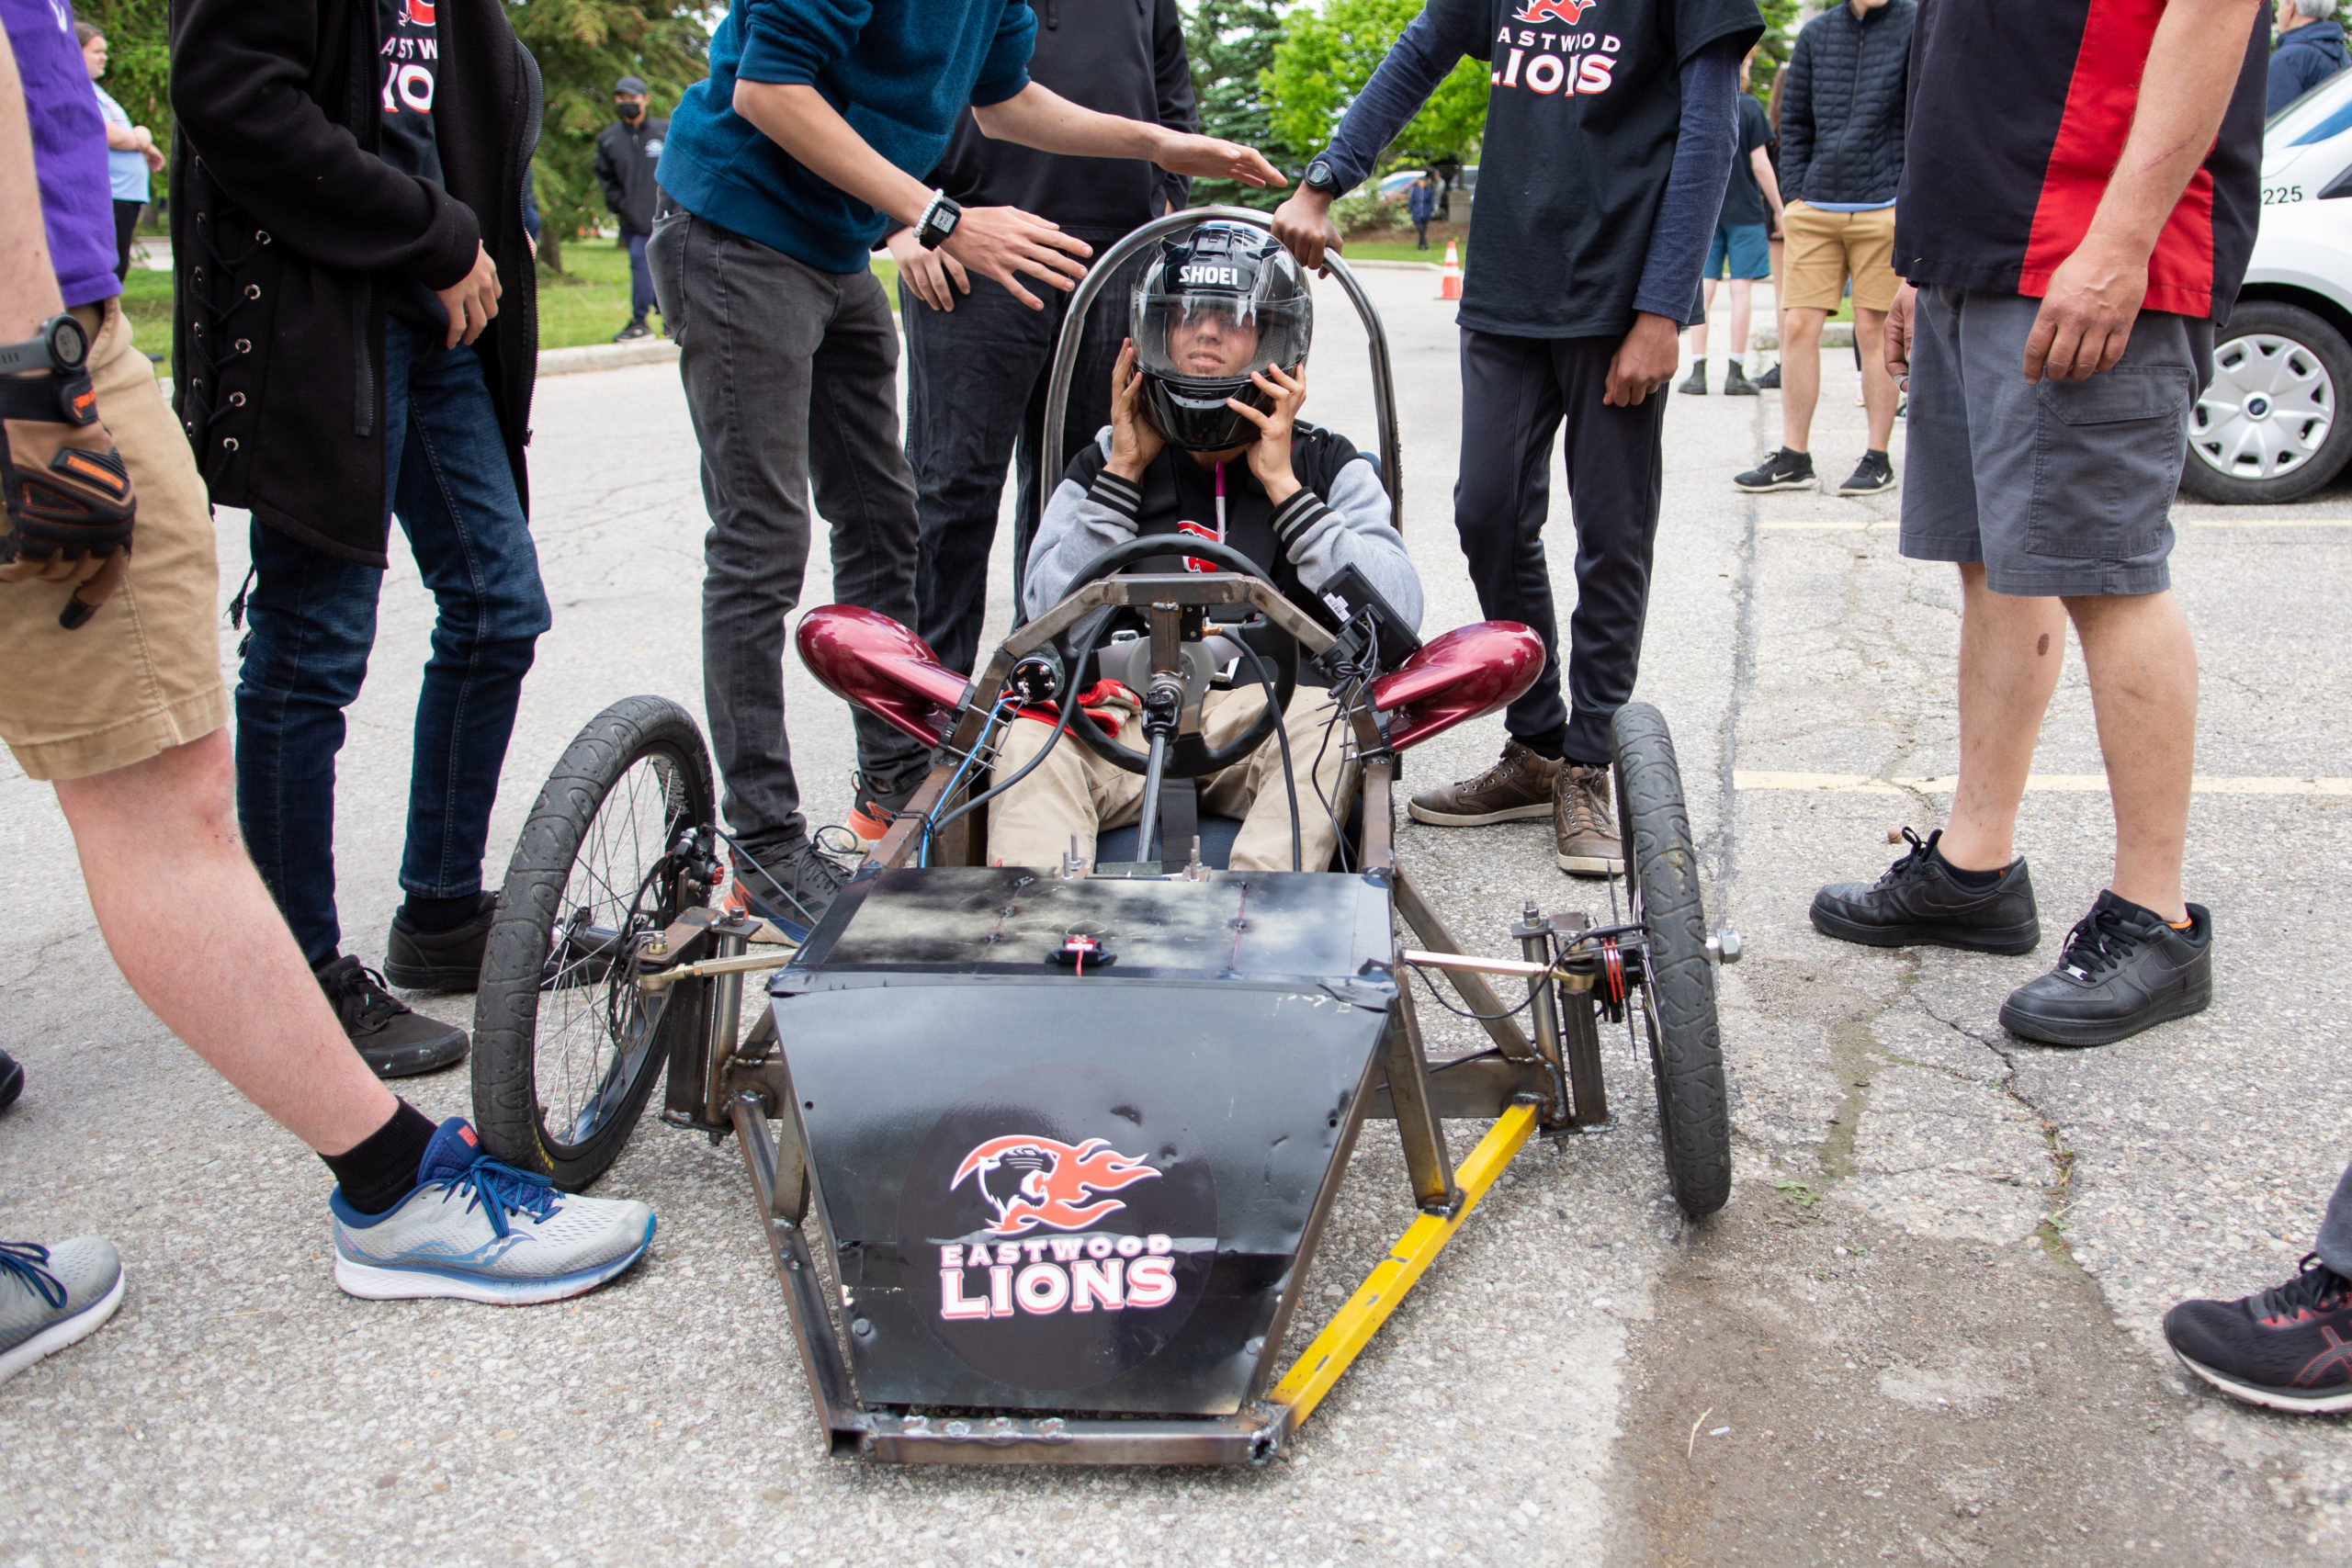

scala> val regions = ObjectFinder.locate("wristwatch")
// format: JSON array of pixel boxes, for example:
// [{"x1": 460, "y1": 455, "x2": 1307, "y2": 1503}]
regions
[
  {"x1": 916, "y1": 192, "x2": 963, "y2": 251},
  {"x1": 0, "y1": 313, "x2": 90, "y2": 378},
  {"x1": 1302, "y1": 159, "x2": 1344, "y2": 197}
]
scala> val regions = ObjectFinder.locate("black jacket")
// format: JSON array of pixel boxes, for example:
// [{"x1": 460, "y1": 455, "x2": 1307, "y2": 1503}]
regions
[
  {"x1": 925, "y1": 0, "x2": 1194, "y2": 232},
  {"x1": 168, "y1": 0, "x2": 541, "y2": 567},
  {"x1": 595, "y1": 115, "x2": 669, "y2": 235},
  {"x1": 1779, "y1": 0, "x2": 1914, "y2": 209}
]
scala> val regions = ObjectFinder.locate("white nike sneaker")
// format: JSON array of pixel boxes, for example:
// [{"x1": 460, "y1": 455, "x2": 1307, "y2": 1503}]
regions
[
  {"x1": 1, "y1": 1237, "x2": 125, "y2": 1386},
  {"x1": 331, "y1": 1119, "x2": 655, "y2": 1305}
]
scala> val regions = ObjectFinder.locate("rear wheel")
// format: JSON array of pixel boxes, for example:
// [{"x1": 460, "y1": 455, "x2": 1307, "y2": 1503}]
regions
[
  {"x1": 2181, "y1": 301, "x2": 2352, "y2": 503},
  {"x1": 472, "y1": 697, "x2": 716, "y2": 1190},
  {"x1": 1611, "y1": 702, "x2": 1731, "y2": 1220}
]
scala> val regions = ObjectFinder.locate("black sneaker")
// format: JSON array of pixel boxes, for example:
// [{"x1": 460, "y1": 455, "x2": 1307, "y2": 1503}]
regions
[
  {"x1": 1723, "y1": 362, "x2": 1758, "y2": 397},
  {"x1": 315, "y1": 956, "x2": 468, "y2": 1079},
  {"x1": 1810, "y1": 828, "x2": 2041, "y2": 954},
  {"x1": 1838, "y1": 450, "x2": 1897, "y2": 496},
  {"x1": 1734, "y1": 446, "x2": 1815, "y2": 493},
  {"x1": 725, "y1": 840, "x2": 848, "y2": 944},
  {"x1": 1678, "y1": 363, "x2": 1708, "y2": 395},
  {"x1": 382, "y1": 893, "x2": 497, "y2": 992},
  {"x1": 1756, "y1": 363, "x2": 1781, "y2": 389},
  {"x1": 1997, "y1": 891, "x2": 2211, "y2": 1047},
  {"x1": 0, "y1": 1048, "x2": 20, "y2": 1114},
  {"x1": 612, "y1": 319, "x2": 651, "y2": 343},
  {"x1": 2165, "y1": 1256, "x2": 2352, "y2": 1413}
]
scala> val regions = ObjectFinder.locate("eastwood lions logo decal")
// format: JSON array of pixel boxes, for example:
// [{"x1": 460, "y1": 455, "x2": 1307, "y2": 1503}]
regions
[
  {"x1": 952, "y1": 1135, "x2": 1160, "y2": 1236},
  {"x1": 1510, "y1": 0, "x2": 1590, "y2": 22},
  {"x1": 898, "y1": 1064, "x2": 1216, "y2": 1392}
]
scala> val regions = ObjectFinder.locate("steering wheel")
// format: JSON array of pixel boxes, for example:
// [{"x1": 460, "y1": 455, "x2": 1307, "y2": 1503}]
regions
[{"x1": 1050, "y1": 534, "x2": 1301, "y2": 778}]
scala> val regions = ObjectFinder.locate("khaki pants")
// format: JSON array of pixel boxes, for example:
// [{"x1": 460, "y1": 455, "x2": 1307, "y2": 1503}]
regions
[
  {"x1": 988, "y1": 685, "x2": 1357, "y2": 873},
  {"x1": 0, "y1": 299, "x2": 228, "y2": 780}
]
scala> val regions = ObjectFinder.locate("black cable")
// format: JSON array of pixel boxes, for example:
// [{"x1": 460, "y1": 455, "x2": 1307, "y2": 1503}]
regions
[
  {"x1": 1232, "y1": 637, "x2": 1301, "y2": 872},
  {"x1": 1402, "y1": 959, "x2": 1542, "y2": 1023},
  {"x1": 928, "y1": 609, "x2": 1115, "y2": 840}
]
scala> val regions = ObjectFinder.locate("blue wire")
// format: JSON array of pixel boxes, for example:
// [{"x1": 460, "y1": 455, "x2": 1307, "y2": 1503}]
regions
[{"x1": 919, "y1": 695, "x2": 1017, "y2": 867}]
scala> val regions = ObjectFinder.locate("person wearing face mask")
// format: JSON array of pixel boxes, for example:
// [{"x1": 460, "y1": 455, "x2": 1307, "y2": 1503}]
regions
[{"x1": 594, "y1": 74, "x2": 668, "y2": 341}]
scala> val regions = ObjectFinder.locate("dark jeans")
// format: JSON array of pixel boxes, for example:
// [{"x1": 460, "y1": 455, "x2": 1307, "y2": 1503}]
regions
[
  {"x1": 2317, "y1": 1162, "x2": 2352, "y2": 1277},
  {"x1": 624, "y1": 231, "x2": 654, "y2": 322},
  {"x1": 236, "y1": 316, "x2": 550, "y2": 964},
  {"x1": 1453, "y1": 327, "x2": 1666, "y2": 765},
  {"x1": 647, "y1": 209, "x2": 928, "y2": 862},
  {"x1": 900, "y1": 235, "x2": 1144, "y2": 676},
  {"x1": 1413, "y1": 218, "x2": 1430, "y2": 249}
]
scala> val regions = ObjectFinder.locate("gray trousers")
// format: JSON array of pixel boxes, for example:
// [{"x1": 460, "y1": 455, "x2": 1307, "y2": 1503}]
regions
[
  {"x1": 648, "y1": 209, "x2": 929, "y2": 860},
  {"x1": 2318, "y1": 1163, "x2": 2352, "y2": 1277}
]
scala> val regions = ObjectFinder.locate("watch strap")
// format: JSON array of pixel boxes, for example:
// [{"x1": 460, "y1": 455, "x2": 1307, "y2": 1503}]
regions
[{"x1": 0, "y1": 369, "x2": 98, "y2": 426}]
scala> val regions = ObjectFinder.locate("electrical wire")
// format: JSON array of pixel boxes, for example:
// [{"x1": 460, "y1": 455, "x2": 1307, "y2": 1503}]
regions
[
  {"x1": 1401, "y1": 958, "x2": 1543, "y2": 1023},
  {"x1": 926, "y1": 608, "x2": 1116, "y2": 842},
  {"x1": 917, "y1": 692, "x2": 1021, "y2": 866},
  {"x1": 1232, "y1": 637, "x2": 1301, "y2": 872}
]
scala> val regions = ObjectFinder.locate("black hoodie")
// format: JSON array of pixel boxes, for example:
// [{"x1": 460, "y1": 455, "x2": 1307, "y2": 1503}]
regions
[{"x1": 922, "y1": 0, "x2": 1195, "y2": 232}]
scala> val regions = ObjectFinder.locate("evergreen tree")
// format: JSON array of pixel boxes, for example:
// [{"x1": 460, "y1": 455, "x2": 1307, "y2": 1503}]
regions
[
  {"x1": 508, "y1": 0, "x2": 710, "y2": 272},
  {"x1": 1182, "y1": 0, "x2": 1300, "y2": 210}
]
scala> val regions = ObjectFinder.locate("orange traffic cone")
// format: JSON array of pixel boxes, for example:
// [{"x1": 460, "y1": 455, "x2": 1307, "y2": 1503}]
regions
[{"x1": 1438, "y1": 240, "x2": 1463, "y2": 300}]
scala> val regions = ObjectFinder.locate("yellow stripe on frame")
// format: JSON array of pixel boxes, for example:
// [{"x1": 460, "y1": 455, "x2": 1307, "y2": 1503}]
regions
[{"x1": 1267, "y1": 1102, "x2": 1540, "y2": 1436}]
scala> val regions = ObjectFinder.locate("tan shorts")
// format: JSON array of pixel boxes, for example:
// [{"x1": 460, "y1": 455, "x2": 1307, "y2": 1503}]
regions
[
  {"x1": 0, "y1": 298, "x2": 228, "y2": 781},
  {"x1": 1781, "y1": 201, "x2": 1901, "y2": 314}
]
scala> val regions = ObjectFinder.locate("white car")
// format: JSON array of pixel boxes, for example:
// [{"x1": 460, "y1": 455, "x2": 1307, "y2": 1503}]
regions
[{"x1": 2186, "y1": 70, "x2": 2352, "y2": 502}]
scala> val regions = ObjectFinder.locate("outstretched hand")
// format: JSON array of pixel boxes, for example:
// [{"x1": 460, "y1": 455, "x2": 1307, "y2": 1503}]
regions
[
  {"x1": 939, "y1": 206, "x2": 1091, "y2": 310},
  {"x1": 1227, "y1": 362, "x2": 1306, "y2": 503},
  {"x1": 1153, "y1": 133, "x2": 1285, "y2": 191}
]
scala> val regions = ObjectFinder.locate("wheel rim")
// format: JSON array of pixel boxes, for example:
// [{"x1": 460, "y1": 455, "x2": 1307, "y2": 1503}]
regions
[
  {"x1": 535, "y1": 750, "x2": 695, "y2": 1153},
  {"x1": 2189, "y1": 331, "x2": 2336, "y2": 483}
]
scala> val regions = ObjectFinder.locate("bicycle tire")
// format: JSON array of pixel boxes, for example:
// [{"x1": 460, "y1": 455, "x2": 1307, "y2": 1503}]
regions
[{"x1": 472, "y1": 696, "x2": 715, "y2": 1190}]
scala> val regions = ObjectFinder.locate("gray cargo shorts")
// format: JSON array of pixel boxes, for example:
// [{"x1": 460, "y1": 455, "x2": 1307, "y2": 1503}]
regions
[{"x1": 1900, "y1": 286, "x2": 2213, "y2": 597}]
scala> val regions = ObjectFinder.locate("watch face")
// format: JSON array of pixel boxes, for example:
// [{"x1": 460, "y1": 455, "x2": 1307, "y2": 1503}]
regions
[
  {"x1": 50, "y1": 316, "x2": 87, "y2": 370},
  {"x1": 1306, "y1": 160, "x2": 1338, "y2": 194},
  {"x1": 935, "y1": 206, "x2": 959, "y2": 237}
]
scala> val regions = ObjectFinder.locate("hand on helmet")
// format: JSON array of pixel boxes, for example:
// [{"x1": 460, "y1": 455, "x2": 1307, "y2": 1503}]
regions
[
  {"x1": 1104, "y1": 341, "x2": 1165, "y2": 483},
  {"x1": 2, "y1": 370, "x2": 136, "y2": 630},
  {"x1": 1228, "y1": 361, "x2": 1306, "y2": 503}
]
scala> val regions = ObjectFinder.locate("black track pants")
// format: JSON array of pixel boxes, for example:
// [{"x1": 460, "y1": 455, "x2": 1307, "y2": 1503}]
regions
[{"x1": 1453, "y1": 327, "x2": 1666, "y2": 765}]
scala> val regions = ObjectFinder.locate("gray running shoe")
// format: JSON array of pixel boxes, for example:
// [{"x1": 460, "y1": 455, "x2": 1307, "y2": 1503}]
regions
[{"x1": 1, "y1": 1237, "x2": 124, "y2": 1386}]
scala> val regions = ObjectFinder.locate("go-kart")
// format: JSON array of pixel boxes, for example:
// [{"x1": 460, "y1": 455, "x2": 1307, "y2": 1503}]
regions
[{"x1": 468, "y1": 209, "x2": 1738, "y2": 1467}]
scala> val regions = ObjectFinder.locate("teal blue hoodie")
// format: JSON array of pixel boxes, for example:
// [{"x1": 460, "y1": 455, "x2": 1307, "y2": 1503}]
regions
[{"x1": 657, "y1": 0, "x2": 1036, "y2": 274}]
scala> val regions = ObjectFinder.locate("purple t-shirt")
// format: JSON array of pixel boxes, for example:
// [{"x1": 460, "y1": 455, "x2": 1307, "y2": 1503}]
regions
[{"x1": 1, "y1": 0, "x2": 121, "y2": 309}]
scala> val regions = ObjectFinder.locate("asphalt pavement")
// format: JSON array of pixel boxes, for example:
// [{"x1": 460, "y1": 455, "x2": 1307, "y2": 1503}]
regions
[{"x1": 4, "y1": 264, "x2": 2350, "y2": 1566}]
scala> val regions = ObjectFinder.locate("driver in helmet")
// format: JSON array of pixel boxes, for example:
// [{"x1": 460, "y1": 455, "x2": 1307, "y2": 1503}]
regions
[{"x1": 989, "y1": 222, "x2": 1422, "y2": 873}]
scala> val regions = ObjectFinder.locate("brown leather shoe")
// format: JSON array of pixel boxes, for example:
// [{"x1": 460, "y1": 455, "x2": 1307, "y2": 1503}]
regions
[
  {"x1": 1407, "y1": 740, "x2": 1563, "y2": 826},
  {"x1": 1554, "y1": 763, "x2": 1625, "y2": 876}
]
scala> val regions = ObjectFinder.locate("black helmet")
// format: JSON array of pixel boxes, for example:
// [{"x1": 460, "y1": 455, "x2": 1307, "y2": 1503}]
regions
[{"x1": 1130, "y1": 221, "x2": 1313, "y2": 453}]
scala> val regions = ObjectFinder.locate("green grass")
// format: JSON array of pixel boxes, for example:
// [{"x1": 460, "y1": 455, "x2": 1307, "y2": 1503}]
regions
[{"x1": 119, "y1": 237, "x2": 902, "y2": 360}]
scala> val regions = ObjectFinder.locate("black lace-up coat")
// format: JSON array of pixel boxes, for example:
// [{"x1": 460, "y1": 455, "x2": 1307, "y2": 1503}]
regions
[{"x1": 167, "y1": 0, "x2": 540, "y2": 567}]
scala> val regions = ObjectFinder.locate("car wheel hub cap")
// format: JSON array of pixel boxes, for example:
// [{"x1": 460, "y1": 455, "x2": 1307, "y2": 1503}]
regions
[{"x1": 2189, "y1": 331, "x2": 2336, "y2": 483}]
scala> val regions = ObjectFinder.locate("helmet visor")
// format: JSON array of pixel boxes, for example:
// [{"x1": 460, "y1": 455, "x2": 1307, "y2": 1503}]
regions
[{"x1": 1132, "y1": 291, "x2": 1310, "y2": 386}]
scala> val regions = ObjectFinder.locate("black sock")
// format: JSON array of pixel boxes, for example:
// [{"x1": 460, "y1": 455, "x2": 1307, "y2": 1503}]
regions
[
  {"x1": 1562, "y1": 752, "x2": 1611, "y2": 770},
  {"x1": 399, "y1": 892, "x2": 488, "y2": 934},
  {"x1": 322, "y1": 1100, "x2": 438, "y2": 1215},
  {"x1": 1514, "y1": 726, "x2": 1567, "y2": 763},
  {"x1": 1932, "y1": 847, "x2": 2004, "y2": 888}
]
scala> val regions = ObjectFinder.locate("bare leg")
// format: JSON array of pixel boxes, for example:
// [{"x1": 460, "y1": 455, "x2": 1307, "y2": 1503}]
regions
[
  {"x1": 1780, "y1": 307, "x2": 1828, "y2": 452},
  {"x1": 1728, "y1": 277, "x2": 1753, "y2": 357},
  {"x1": 51, "y1": 730, "x2": 395, "y2": 1156},
  {"x1": 1855, "y1": 306, "x2": 1897, "y2": 449},
  {"x1": 1939, "y1": 565, "x2": 2067, "y2": 874},
  {"x1": 2065, "y1": 590, "x2": 2197, "y2": 922},
  {"x1": 1690, "y1": 278, "x2": 1717, "y2": 361}
]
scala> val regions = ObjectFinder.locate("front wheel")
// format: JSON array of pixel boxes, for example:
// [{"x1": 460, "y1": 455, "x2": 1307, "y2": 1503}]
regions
[
  {"x1": 2181, "y1": 300, "x2": 2352, "y2": 503},
  {"x1": 472, "y1": 697, "x2": 717, "y2": 1190},
  {"x1": 1612, "y1": 702, "x2": 1731, "y2": 1220}
]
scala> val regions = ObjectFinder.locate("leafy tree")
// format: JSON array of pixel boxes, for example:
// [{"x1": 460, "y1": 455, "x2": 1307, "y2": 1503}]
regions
[
  {"x1": 73, "y1": 0, "x2": 173, "y2": 152},
  {"x1": 1182, "y1": 0, "x2": 1301, "y2": 210},
  {"x1": 1749, "y1": 0, "x2": 1803, "y2": 113},
  {"x1": 506, "y1": 0, "x2": 709, "y2": 272},
  {"x1": 1264, "y1": 0, "x2": 1484, "y2": 177}
]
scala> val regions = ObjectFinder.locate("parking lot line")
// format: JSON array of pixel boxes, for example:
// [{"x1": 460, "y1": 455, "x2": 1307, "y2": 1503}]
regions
[
  {"x1": 1735, "y1": 770, "x2": 2352, "y2": 795},
  {"x1": 1756, "y1": 515, "x2": 2352, "y2": 531}
]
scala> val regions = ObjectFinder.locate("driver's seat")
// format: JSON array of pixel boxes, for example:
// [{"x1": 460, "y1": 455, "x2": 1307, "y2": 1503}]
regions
[{"x1": 1091, "y1": 814, "x2": 1246, "y2": 870}]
